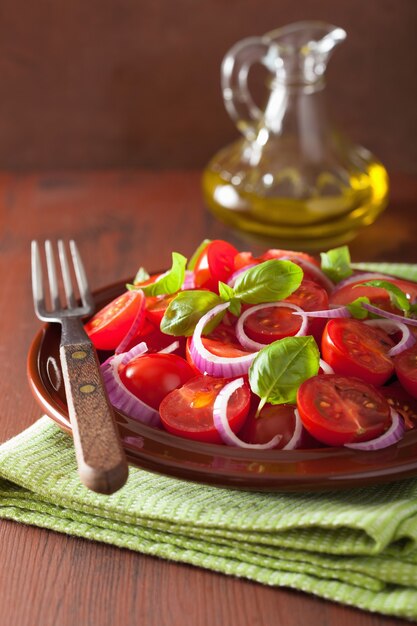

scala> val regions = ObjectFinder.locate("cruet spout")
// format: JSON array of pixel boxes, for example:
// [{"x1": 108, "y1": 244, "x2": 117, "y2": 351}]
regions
[{"x1": 264, "y1": 21, "x2": 347, "y2": 85}]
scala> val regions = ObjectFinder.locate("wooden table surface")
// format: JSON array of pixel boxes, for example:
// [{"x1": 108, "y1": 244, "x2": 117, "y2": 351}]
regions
[{"x1": 0, "y1": 169, "x2": 416, "y2": 626}]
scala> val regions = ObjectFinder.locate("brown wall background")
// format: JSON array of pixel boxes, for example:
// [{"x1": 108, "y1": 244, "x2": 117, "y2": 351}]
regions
[{"x1": 0, "y1": 0, "x2": 415, "y2": 173}]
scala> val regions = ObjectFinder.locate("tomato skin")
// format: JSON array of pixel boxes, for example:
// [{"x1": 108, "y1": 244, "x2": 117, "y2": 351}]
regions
[
  {"x1": 285, "y1": 280, "x2": 329, "y2": 344},
  {"x1": 159, "y1": 376, "x2": 251, "y2": 443},
  {"x1": 297, "y1": 375, "x2": 392, "y2": 446},
  {"x1": 259, "y1": 249, "x2": 319, "y2": 267},
  {"x1": 380, "y1": 381, "x2": 417, "y2": 429},
  {"x1": 234, "y1": 251, "x2": 258, "y2": 270},
  {"x1": 321, "y1": 319, "x2": 394, "y2": 386},
  {"x1": 118, "y1": 353, "x2": 195, "y2": 410},
  {"x1": 243, "y1": 305, "x2": 303, "y2": 344},
  {"x1": 394, "y1": 344, "x2": 417, "y2": 400},
  {"x1": 145, "y1": 293, "x2": 177, "y2": 327},
  {"x1": 193, "y1": 240, "x2": 239, "y2": 292},
  {"x1": 238, "y1": 403, "x2": 297, "y2": 448},
  {"x1": 85, "y1": 290, "x2": 145, "y2": 351}
]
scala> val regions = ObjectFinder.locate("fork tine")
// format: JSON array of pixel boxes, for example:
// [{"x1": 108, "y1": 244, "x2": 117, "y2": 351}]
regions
[
  {"x1": 70, "y1": 240, "x2": 95, "y2": 310},
  {"x1": 31, "y1": 240, "x2": 45, "y2": 312},
  {"x1": 45, "y1": 240, "x2": 61, "y2": 310},
  {"x1": 58, "y1": 240, "x2": 77, "y2": 309}
]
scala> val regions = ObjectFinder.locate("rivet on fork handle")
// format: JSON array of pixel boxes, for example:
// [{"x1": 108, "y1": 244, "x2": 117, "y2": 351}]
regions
[{"x1": 60, "y1": 318, "x2": 129, "y2": 494}]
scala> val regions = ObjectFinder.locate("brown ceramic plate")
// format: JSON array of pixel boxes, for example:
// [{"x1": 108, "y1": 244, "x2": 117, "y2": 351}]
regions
[{"x1": 27, "y1": 279, "x2": 417, "y2": 492}]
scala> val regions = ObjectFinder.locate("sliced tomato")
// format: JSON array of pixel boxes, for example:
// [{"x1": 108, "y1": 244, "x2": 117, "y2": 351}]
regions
[
  {"x1": 259, "y1": 249, "x2": 320, "y2": 267},
  {"x1": 85, "y1": 290, "x2": 146, "y2": 351},
  {"x1": 321, "y1": 318, "x2": 394, "y2": 386},
  {"x1": 145, "y1": 293, "x2": 177, "y2": 327},
  {"x1": 118, "y1": 353, "x2": 195, "y2": 410},
  {"x1": 285, "y1": 279, "x2": 329, "y2": 343},
  {"x1": 185, "y1": 323, "x2": 251, "y2": 367},
  {"x1": 243, "y1": 305, "x2": 303, "y2": 343},
  {"x1": 238, "y1": 403, "x2": 297, "y2": 448},
  {"x1": 394, "y1": 344, "x2": 417, "y2": 400},
  {"x1": 159, "y1": 375, "x2": 251, "y2": 443},
  {"x1": 193, "y1": 240, "x2": 239, "y2": 292},
  {"x1": 234, "y1": 251, "x2": 258, "y2": 270},
  {"x1": 329, "y1": 276, "x2": 417, "y2": 312},
  {"x1": 297, "y1": 375, "x2": 392, "y2": 446},
  {"x1": 380, "y1": 381, "x2": 417, "y2": 429}
]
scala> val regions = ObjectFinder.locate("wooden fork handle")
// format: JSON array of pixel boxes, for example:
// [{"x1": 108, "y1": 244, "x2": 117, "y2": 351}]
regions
[{"x1": 59, "y1": 330, "x2": 129, "y2": 494}]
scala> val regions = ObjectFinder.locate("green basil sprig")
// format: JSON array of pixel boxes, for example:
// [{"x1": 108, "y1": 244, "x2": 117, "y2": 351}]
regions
[
  {"x1": 161, "y1": 259, "x2": 303, "y2": 336},
  {"x1": 360, "y1": 280, "x2": 410, "y2": 315},
  {"x1": 320, "y1": 245, "x2": 353, "y2": 283},
  {"x1": 232, "y1": 259, "x2": 303, "y2": 304},
  {"x1": 161, "y1": 290, "x2": 223, "y2": 336},
  {"x1": 249, "y1": 336, "x2": 320, "y2": 411},
  {"x1": 346, "y1": 297, "x2": 371, "y2": 320},
  {"x1": 127, "y1": 252, "x2": 187, "y2": 297}
]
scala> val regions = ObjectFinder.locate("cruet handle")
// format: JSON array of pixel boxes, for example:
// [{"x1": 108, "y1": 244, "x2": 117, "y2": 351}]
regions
[{"x1": 221, "y1": 36, "x2": 272, "y2": 141}]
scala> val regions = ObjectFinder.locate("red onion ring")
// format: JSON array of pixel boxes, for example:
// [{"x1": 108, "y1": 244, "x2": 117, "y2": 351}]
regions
[
  {"x1": 282, "y1": 409, "x2": 304, "y2": 450},
  {"x1": 333, "y1": 271, "x2": 397, "y2": 291},
  {"x1": 114, "y1": 291, "x2": 146, "y2": 354},
  {"x1": 344, "y1": 409, "x2": 404, "y2": 450},
  {"x1": 158, "y1": 341, "x2": 181, "y2": 354},
  {"x1": 189, "y1": 302, "x2": 257, "y2": 377},
  {"x1": 100, "y1": 354, "x2": 161, "y2": 427},
  {"x1": 212, "y1": 378, "x2": 281, "y2": 449},
  {"x1": 117, "y1": 341, "x2": 148, "y2": 365},
  {"x1": 296, "y1": 306, "x2": 351, "y2": 319},
  {"x1": 182, "y1": 270, "x2": 195, "y2": 290},
  {"x1": 361, "y1": 302, "x2": 417, "y2": 327},
  {"x1": 364, "y1": 319, "x2": 416, "y2": 357},
  {"x1": 235, "y1": 302, "x2": 308, "y2": 352},
  {"x1": 319, "y1": 359, "x2": 335, "y2": 375}
]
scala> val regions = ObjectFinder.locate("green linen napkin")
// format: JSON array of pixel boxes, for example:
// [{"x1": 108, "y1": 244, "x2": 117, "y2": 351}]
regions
[{"x1": 1, "y1": 418, "x2": 417, "y2": 621}]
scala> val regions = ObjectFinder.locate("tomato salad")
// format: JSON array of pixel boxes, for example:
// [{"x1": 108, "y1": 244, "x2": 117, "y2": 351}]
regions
[{"x1": 85, "y1": 240, "x2": 417, "y2": 452}]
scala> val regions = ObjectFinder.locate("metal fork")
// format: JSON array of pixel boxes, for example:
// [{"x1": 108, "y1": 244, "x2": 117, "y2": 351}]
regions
[{"x1": 31, "y1": 240, "x2": 129, "y2": 494}]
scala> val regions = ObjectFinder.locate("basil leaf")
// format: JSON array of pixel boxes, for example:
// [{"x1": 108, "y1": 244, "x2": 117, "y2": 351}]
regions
[
  {"x1": 320, "y1": 246, "x2": 353, "y2": 283},
  {"x1": 233, "y1": 260, "x2": 303, "y2": 304},
  {"x1": 351, "y1": 262, "x2": 417, "y2": 282},
  {"x1": 133, "y1": 266, "x2": 150, "y2": 284},
  {"x1": 187, "y1": 239, "x2": 211, "y2": 270},
  {"x1": 249, "y1": 336, "x2": 320, "y2": 409},
  {"x1": 361, "y1": 280, "x2": 410, "y2": 314},
  {"x1": 161, "y1": 290, "x2": 222, "y2": 336},
  {"x1": 346, "y1": 297, "x2": 370, "y2": 320},
  {"x1": 218, "y1": 281, "x2": 241, "y2": 316},
  {"x1": 128, "y1": 252, "x2": 187, "y2": 297}
]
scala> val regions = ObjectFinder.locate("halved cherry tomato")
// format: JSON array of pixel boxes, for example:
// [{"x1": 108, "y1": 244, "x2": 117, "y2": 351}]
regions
[
  {"x1": 329, "y1": 276, "x2": 417, "y2": 312},
  {"x1": 297, "y1": 375, "x2": 392, "y2": 446},
  {"x1": 85, "y1": 290, "x2": 145, "y2": 351},
  {"x1": 234, "y1": 251, "x2": 258, "y2": 270},
  {"x1": 380, "y1": 381, "x2": 417, "y2": 429},
  {"x1": 243, "y1": 305, "x2": 303, "y2": 343},
  {"x1": 145, "y1": 293, "x2": 177, "y2": 327},
  {"x1": 285, "y1": 279, "x2": 329, "y2": 343},
  {"x1": 259, "y1": 249, "x2": 320, "y2": 267},
  {"x1": 118, "y1": 353, "x2": 195, "y2": 410},
  {"x1": 394, "y1": 344, "x2": 417, "y2": 400},
  {"x1": 185, "y1": 323, "x2": 251, "y2": 370},
  {"x1": 193, "y1": 240, "x2": 239, "y2": 292},
  {"x1": 159, "y1": 375, "x2": 251, "y2": 443},
  {"x1": 321, "y1": 318, "x2": 394, "y2": 386},
  {"x1": 238, "y1": 403, "x2": 298, "y2": 448}
]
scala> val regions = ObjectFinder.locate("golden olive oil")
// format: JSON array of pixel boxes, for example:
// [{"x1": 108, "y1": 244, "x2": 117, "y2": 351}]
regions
[{"x1": 203, "y1": 145, "x2": 389, "y2": 250}]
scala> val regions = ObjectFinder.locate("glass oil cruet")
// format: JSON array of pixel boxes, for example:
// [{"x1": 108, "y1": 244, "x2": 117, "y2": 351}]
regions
[{"x1": 202, "y1": 21, "x2": 389, "y2": 249}]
